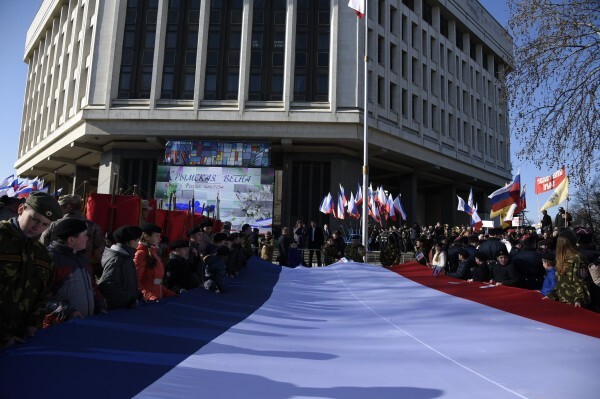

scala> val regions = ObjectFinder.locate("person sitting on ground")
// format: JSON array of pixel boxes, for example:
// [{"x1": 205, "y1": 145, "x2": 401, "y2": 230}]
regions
[
  {"x1": 259, "y1": 231, "x2": 275, "y2": 262},
  {"x1": 447, "y1": 248, "x2": 473, "y2": 280},
  {"x1": 322, "y1": 236, "x2": 338, "y2": 266},
  {"x1": 134, "y1": 223, "x2": 177, "y2": 302},
  {"x1": 540, "y1": 252, "x2": 557, "y2": 298},
  {"x1": 489, "y1": 248, "x2": 520, "y2": 287},
  {"x1": 44, "y1": 218, "x2": 107, "y2": 328},
  {"x1": 98, "y1": 225, "x2": 143, "y2": 310},
  {"x1": 468, "y1": 251, "x2": 490, "y2": 282},
  {"x1": 427, "y1": 241, "x2": 447, "y2": 276},
  {"x1": 204, "y1": 246, "x2": 230, "y2": 293},
  {"x1": 164, "y1": 239, "x2": 199, "y2": 294}
]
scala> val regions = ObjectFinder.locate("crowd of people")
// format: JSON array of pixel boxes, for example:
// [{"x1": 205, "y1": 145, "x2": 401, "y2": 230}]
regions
[{"x1": 1, "y1": 192, "x2": 598, "y2": 351}]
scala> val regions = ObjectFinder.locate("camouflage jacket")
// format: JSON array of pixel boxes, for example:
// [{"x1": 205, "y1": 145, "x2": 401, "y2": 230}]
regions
[
  {"x1": 241, "y1": 235, "x2": 254, "y2": 260},
  {"x1": 344, "y1": 245, "x2": 364, "y2": 263},
  {"x1": 548, "y1": 254, "x2": 591, "y2": 306},
  {"x1": 0, "y1": 220, "x2": 53, "y2": 347},
  {"x1": 322, "y1": 243, "x2": 338, "y2": 266},
  {"x1": 259, "y1": 238, "x2": 275, "y2": 262}
]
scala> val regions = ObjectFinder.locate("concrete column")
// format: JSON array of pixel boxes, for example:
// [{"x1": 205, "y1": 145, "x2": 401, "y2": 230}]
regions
[
  {"x1": 97, "y1": 149, "x2": 121, "y2": 194},
  {"x1": 398, "y1": 174, "x2": 418, "y2": 225},
  {"x1": 72, "y1": 166, "x2": 94, "y2": 197},
  {"x1": 441, "y1": 183, "x2": 457, "y2": 227}
]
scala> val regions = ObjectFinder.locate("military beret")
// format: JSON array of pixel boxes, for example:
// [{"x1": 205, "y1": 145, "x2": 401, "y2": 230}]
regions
[
  {"x1": 169, "y1": 239, "x2": 190, "y2": 250},
  {"x1": 140, "y1": 222, "x2": 162, "y2": 235},
  {"x1": 495, "y1": 248, "x2": 509, "y2": 258},
  {"x1": 113, "y1": 225, "x2": 143, "y2": 244},
  {"x1": 216, "y1": 246, "x2": 231, "y2": 256},
  {"x1": 58, "y1": 194, "x2": 82, "y2": 206},
  {"x1": 187, "y1": 225, "x2": 202, "y2": 237},
  {"x1": 26, "y1": 192, "x2": 63, "y2": 221},
  {"x1": 54, "y1": 218, "x2": 88, "y2": 239},
  {"x1": 199, "y1": 218, "x2": 214, "y2": 228},
  {"x1": 213, "y1": 232, "x2": 228, "y2": 243},
  {"x1": 541, "y1": 252, "x2": 555, "y2": 263}
]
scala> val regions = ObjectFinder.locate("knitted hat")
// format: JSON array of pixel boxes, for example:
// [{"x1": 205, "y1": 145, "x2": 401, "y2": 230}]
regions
[
  {"x1": 26, "y1": 192, "x2": 62, "y2": 221},
  {"x1": 113, "y1": 225, "x2": 143, "y2": 244},
  {"x1": 541, "y1": 252, "x2": 555, "y2": 263},
  {"x1": 54, "y1": 218, "x2": 87, "y2": 239}
]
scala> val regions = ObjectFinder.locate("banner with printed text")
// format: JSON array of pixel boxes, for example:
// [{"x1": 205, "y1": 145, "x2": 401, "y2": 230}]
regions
[{"x1": 535, "y1": 166, "x2": 566, "y2": 194}]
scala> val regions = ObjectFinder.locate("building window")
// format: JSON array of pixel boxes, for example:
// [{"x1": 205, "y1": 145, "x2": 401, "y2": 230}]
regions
[
  {"x1": 118, "y1": 0, "x2": 159, "y2": 99},
  {"x1": 294, "y1": 0, "x2": 330, "y2": 102},
  {"x1": 250, "y1": 0, "x2": 286, "y2": 101},
  {"x1": 402, "y1": 89, "x2": 408, "y2": 117},
  {"x1": 161, "y1": 0, "x2": 200, "y2": 99},
  {"x1": 378, "y1": 35, "x2": 385, "y2": 65},
  {"x1": 378, "y1": 76, "x2": 385, "y2": 106},
  {"x1": 422, "y1": 0, "x2": 432, "y2": 26},
  {"x1": 204, "y1": 0, "x2": 243, "y2": 100},
  {"x1": 402, "y1": 0, "x2": 414, "y2": 12}
]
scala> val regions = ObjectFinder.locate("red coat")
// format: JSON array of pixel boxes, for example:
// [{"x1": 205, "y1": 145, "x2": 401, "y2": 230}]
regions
[{"x1": 134, "y1": 243, "x2": 176, "y2": 301}]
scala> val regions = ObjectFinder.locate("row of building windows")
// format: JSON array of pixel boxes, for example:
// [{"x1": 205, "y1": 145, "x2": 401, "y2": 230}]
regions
[
  {"x1": 20, "y1": 0, "x2": 96, "y2": 157},
  {"x1": 117, "y1": 0, "x2": 330, "y2": 102}
]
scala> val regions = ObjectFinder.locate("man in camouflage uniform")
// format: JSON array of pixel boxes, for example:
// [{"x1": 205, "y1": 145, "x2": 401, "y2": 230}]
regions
[
  {"x1": 321, "y1": 237, "x2": 338, "y2": 266},
  {"x1": 344, "y1": 235, "x2": 364, "y2": 262},
  {"x1": 0, "y1": 192, "x2": 62, "y2": 349},
  {"x1": 40, "y1": 195, "x2": 105, "y2": 278}
]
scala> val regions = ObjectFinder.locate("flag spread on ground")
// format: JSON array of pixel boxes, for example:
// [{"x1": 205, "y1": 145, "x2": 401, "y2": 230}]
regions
[{"x1": 348, "y1": 0, "x2": 365, "y2": 18}]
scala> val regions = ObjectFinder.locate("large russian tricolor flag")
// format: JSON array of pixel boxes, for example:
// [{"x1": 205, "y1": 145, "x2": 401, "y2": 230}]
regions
[{"x1": 1, "y1": 258, "x2": 599, "y2": 398}]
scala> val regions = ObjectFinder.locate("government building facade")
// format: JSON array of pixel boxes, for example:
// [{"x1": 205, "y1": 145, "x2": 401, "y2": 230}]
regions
[{"x1": 16, "y1": 0, "x2": 513, "y2": 229}]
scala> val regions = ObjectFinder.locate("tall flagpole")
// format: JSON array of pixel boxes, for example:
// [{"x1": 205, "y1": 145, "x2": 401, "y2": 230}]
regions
[{"x1": 361, "y1": 4, "x2": 369, "y2": 258}]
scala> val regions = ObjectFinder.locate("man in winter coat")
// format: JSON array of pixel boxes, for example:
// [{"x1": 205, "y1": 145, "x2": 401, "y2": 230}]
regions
[
  {"x1": 44, "y1": 218, "x2": 107, "y2": 327},
  {"x1": 98, "y1": 225, "x2": 142, "y2": 310}
]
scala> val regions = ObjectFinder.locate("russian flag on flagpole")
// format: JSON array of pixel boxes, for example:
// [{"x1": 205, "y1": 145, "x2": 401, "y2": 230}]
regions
[
  {"x1": 348, "y1": 0, "x2": 365, "y2": 18},
  {"x1": 339, "y1": 183, "x2": 348, "y2": 207},
  {"x1": 355, "y1": 183, "x2": 363, "y2": 206},
  {"x1": 319, "y1": 193, "x2": 334, "y2": 214},
  {"x1": 393, "y1": 195, "x2": 407, "y2": 221},
  {"x1": 336, "y1": 194, "x2": 346, "y2": 219},
  {"x1": 488, "y1": 171, "x2": 521, "y2": 216},
  {"x1": 347, "y1": 192, "x2": 360, "y2": 219}
]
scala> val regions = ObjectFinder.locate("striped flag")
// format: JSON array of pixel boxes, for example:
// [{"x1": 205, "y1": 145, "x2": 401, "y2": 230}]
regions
[{"x1": 348, "y1": 0, "x2": 365, "y2": 18}]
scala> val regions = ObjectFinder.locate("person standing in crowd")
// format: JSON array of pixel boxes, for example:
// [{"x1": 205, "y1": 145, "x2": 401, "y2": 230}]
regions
[
  {"x1": 164, "y1": 239, "x2": 199, "y2": 294},
  {"x1": 322, "y1": 236, "x2": 338, "y2": 265},
  {"x1": 344, "y1": 235, "x2": 364, "y2": 262},
  {"x1": 540, "y1": 210, "x2": 552, "y2": 234},
  {"x1": 323, "y1": 224, "x2": 331, "y2": 242},
  {"x1": 135, "y1": 223, "x2": 176, "y2": 302},
  {"x1": 332, "y1": 230, "x2": 346, "y2": 259},
  {"x1": 249, "y1": 227, "x2": 260, "y2": 256},
  {"x1": 490, "y1": 248, "x2": 520, "y2": 287},
  {"x1": 447, "y1": 248, "x2": 473, "y2": 280},
  {"x1": 540, "y1": 252, "x2": 557, "y2": 298},
  {"x1": 548, "y1": 229, "x2": 590, "y2": 307},
  {"x1": 294, "y1": 220, "x2": 307, "y2": 248},
  {"x1": 98, "y1": 225, "x2": 142, "y2": 310},
  {"x1": 40, "y1": 194, "x2": 105, "y2": 278},
  {"x1": 277, "y1": 227, "x2": 291, "y2": 266},
  {"x1": 44, "y1": 218, "x2": 107, "y2": 327},
  {"x1": 512, "y1": 235, "x2": 545, "y2": 290},
  {"x1": 240, "y1": 223, "x2": 254, "y2": 260},
  {"x1": 554, "y1": 207, "x2": 572, "y2": 229},
  {"x1": 0, "y1": 192, "x2": 62, "y2": 348},
  {"x1": 478, "y1": 228, "x2": 508, "y2": 263},
  {"x1": 468, "y1": 252, "x2": 490, "y2": 282},
  {"x1": 259, "y1": 231, "x2": 275, "y2": 262},
  {"x1": 307, "y1": 220, "x2": 324, "y2": 266},
  {"x1": 0, "y1": 196, "x2": 22, "y2": 221},
  {"x1": 204, "y1": 246, "x2": 230, "y2": 293}
]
